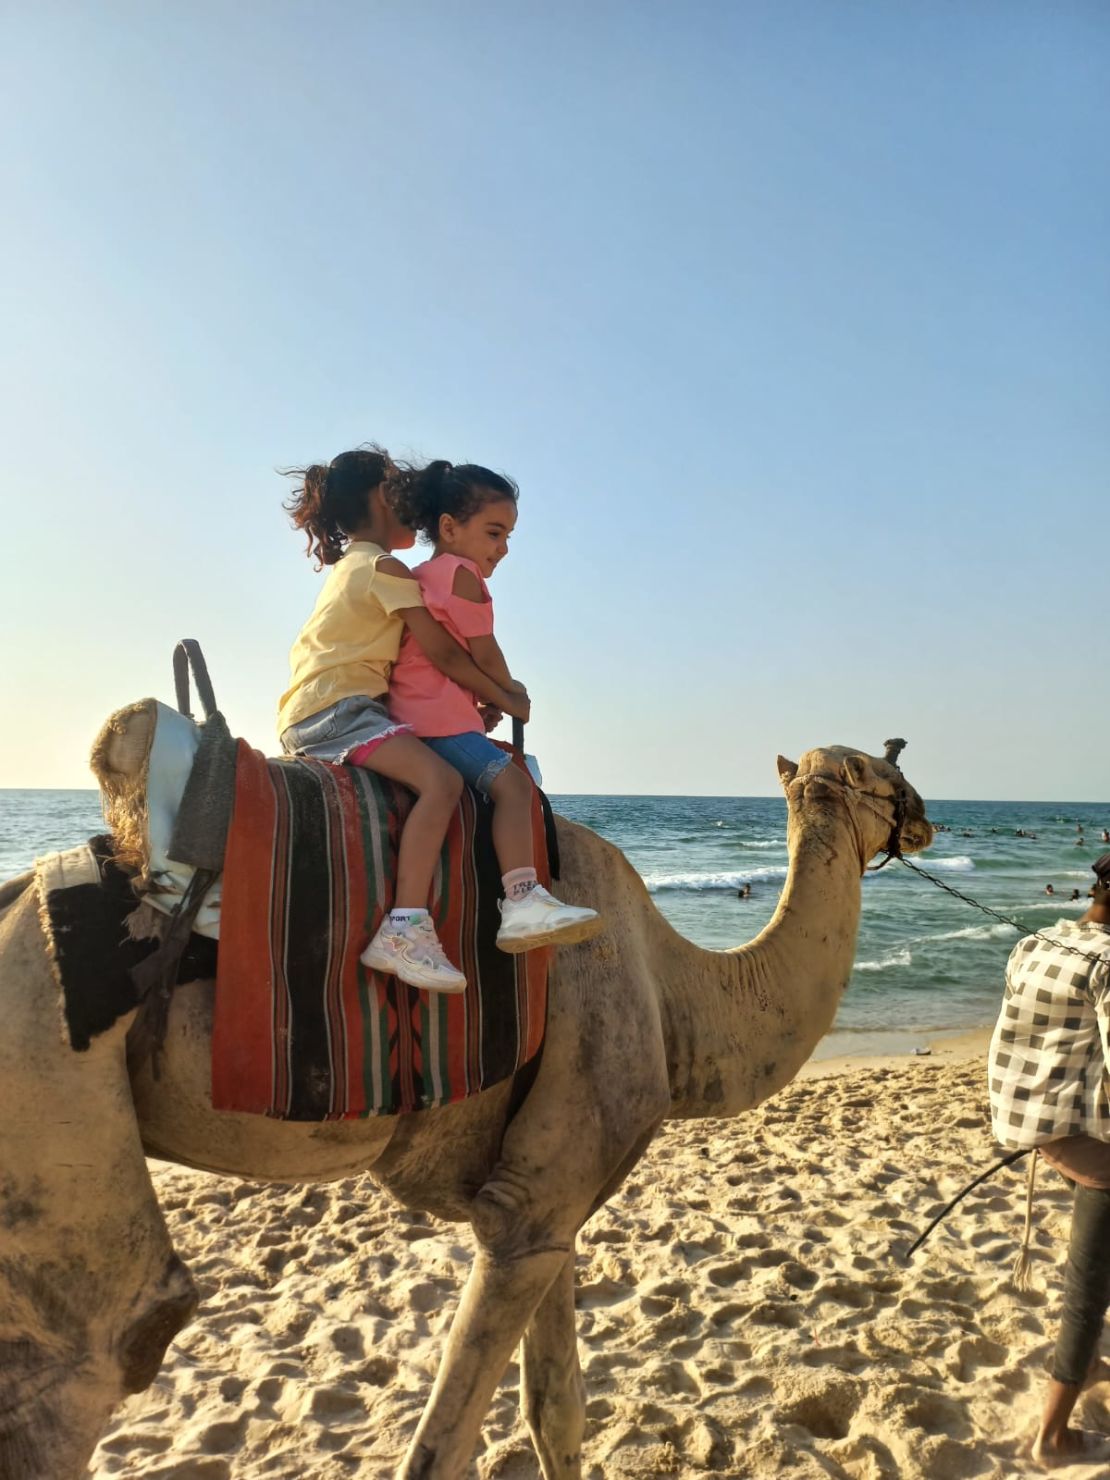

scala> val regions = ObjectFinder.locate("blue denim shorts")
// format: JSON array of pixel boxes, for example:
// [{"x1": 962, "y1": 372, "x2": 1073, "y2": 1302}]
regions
[{"x1": 425, "y1": 731, "x2": 512, "y2": 796}]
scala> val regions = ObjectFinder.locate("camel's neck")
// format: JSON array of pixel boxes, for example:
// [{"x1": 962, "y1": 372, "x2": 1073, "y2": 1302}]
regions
[{"x1": 661, "y1": 795, "x2": 864, "y2": 1118}]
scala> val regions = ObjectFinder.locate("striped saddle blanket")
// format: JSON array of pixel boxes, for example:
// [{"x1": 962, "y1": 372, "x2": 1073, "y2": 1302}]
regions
[{"x1": 211, "y1": 741, "x2": 550, "y2": 1120}]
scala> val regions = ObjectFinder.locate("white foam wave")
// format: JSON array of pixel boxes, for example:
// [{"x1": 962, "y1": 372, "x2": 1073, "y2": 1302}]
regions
[
  {"x1": 644, "y1": 866, "x2": 788, "y2": 893},
  {"x1": 918, "y1": 855, "x2": 975, "y2": 873},
  {"x1": 925, "y1": 922, "x2": 1015, "y2": 944},
  {"x1": 738, "y1": 839, "x2": 786, "y2": 850},
  {"x1": 855, "y1": 947, "x2": 913, "y2": 972}
]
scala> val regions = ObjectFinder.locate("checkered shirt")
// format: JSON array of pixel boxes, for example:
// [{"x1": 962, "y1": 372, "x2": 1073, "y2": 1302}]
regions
[{"x1": 988, "y1": 920, "x2": 1110, "y2": 1149}]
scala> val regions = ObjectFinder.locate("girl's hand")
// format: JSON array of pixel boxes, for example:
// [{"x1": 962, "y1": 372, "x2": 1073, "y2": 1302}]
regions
[
  {"x1": 500, "y1": 687, "x2": 531, "y2": 724},
  {"x1": 478, "y1": 703, "x2": 504, "y2": 735}
]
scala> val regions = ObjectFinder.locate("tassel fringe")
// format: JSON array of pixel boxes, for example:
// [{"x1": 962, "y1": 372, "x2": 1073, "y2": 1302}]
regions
[{"x1": 1011, "y1": 1148, "x2": 1039, "y2": 1291}]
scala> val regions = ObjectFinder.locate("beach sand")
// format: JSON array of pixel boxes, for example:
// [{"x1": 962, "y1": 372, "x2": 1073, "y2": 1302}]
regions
[{"x1": 91, "y1": 1035, "x2": 1110, "y2": 1478}]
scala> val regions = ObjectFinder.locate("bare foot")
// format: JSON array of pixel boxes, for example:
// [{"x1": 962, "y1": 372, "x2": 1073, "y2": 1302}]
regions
[{"x1": 1031, "y1": 1427, "x2": 1110, "y2": 1468}]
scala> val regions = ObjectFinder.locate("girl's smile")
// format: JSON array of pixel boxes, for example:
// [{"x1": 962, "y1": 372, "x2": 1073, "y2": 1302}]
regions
[{"x1": 437, "y1": 496, "x2": 517, "y2": 578}]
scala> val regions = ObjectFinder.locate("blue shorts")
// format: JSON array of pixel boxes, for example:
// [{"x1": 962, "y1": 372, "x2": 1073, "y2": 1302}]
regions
[{"x1": 425, "y1": 731, "x2": 512, "y2": 796}]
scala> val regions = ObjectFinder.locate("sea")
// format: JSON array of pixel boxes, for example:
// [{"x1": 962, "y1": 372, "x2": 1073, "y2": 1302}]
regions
[{"x1": 2, "y1": 789, "x2": 1107, "y2": 1062}]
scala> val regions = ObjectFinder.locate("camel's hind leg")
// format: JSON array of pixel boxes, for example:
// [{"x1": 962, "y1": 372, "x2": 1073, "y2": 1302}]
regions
[{"x1": 521, "y1": 1248, "x2": 585, "y2": 1480}]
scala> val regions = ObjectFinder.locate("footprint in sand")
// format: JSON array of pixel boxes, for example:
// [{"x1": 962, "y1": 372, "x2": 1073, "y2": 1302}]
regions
[
  {"x1": 144, "y1": 1462, "x2": 232, "y2": 1480},
  {"x1": 944, "y1": 1334, "x2": 1007, "y2": 1383},
  {"x1": 749, "y1": 1299, "x2": 804, "y2": 1329},
  {"x1": 901, "y1": 1391, "x2": 974, "y2": 1441},
  {"x1": 709, "y1": 1300, "x2": 750, "y2": 1329},
  {"x1": 305, "y1": 1383, "x2": 369, "y2": 1420},
  {"x1": 813, "y1": 1278, "x2": 872, "y2": 1310},
  {"x1": 802, "y1": 1342, "x2": 869, "y2": 1373},
  {"x1": 776, "y1": 1260, "x2": 819, "y2": 1291},
  {"x1": 576, "y1": 1274, "x2": 633, "y2": 1309},
  {"x1": 95, "y1": 1430, "x2": 173, "y2": 1458},
  {"x1": 198, "y1": 1416, "x2": 248, "y2": 1455},
  {"x1": 707, "y1": 1258, "x2": 751, "y2": 1287},
  {"x1": 777, "y1": 1377, "x2": 862, "y2": 1441}
]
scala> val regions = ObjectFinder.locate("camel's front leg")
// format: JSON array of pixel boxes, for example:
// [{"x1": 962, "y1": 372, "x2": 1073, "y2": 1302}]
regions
[
  {"x1": 0, "y1": 889, "x2": 196, "y2": 1480},
  {"x1": 521, "y1": 1248, "x2": 585, "y2": 1480}
]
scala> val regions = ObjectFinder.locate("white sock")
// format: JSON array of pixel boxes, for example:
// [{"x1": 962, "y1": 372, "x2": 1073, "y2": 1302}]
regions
[
  {"x1": 502, "y1": 867, "x2": 539, "y2": 903},
  {"x1": 389, "y1": 907, "x2": 428, "y2": 929}
]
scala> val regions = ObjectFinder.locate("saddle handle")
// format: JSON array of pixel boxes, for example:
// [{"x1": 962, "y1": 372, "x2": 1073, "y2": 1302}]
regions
[
  {"x1": 512, "y1": 717, "x2": 525, "y2": 752},
  {"x1": 173, "y1": 639, "x2": 218, "y2": 722}
]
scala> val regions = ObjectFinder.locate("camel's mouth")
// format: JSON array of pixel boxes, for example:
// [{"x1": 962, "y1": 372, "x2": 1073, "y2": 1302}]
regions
[
  {"x1": 898, "y1": 799, "x2": 934, "y2": 856},
  {"x1": 782, "y1": 746, "x2": 934, "y2": 859}
]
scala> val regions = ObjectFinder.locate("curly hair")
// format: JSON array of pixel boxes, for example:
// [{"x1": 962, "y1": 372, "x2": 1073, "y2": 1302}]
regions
[
  {"x1": 391, "y1": 460, "x2": 518, "y2": 544},
  {"x1": 282, "y1": 445, "x2": 395, "y2": 568}
]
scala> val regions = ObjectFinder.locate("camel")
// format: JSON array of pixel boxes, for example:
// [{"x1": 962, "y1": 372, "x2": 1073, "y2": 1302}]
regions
[{"x1": 0, "y1": 710, "x2": 933, "y2": 1480}]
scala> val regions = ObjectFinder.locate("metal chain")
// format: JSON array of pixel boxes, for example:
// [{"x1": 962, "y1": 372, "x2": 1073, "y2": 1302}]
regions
[{"x1": 893, "y1": 856, "x2": 1110, "y2": 967}]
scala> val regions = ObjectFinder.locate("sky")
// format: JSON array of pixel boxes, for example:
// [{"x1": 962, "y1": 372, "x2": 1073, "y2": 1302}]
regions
[{"x1": 1, "y1": 1, "x2": 1107, "y2": 801}]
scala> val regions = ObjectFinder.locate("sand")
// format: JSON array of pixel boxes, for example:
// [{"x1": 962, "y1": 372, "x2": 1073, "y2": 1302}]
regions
[{"x1": 90, "y1": 1037, "x2": 1110, "y2": 1479}]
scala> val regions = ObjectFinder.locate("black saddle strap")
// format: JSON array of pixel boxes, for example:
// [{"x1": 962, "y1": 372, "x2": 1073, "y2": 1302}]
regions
[
  {"x1": 538, "y1": 789, "x2": 561, "y2": 881},
  {"x1": 173, "y1": 639, "x2": 218, "y2": 721},
  {"x1": 126, "y1": 866, "x2": 219, "y2": 1079}
]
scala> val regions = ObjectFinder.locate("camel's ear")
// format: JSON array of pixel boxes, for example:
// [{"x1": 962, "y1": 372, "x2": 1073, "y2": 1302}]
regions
[
  {"x1": 777, "y1": 756, "x2": 799, "y2": 787},
  {"x1": 843, "y1": 754, "x2": 869, "y2": 788}
]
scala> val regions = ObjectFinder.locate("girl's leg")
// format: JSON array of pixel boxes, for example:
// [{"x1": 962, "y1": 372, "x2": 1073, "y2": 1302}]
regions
[
  {"x1": 355, "y1": 735, "x2": 467, "y2": 993},
  {"x1": 357, "y1": 733, "x2": 463, "y2": 906},
  {"x1": 420, "y1": 732, "x2": 604, "y2": 955},
  {"x1": 486, "y1": 764, "x2": 602, "y2": 954},
  {"x1": 487, "y1": 761, "x2": 535, "y2": 875}
]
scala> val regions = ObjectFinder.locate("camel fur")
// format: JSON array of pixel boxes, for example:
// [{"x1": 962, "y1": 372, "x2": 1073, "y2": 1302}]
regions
[{"x1": 0, "y1": 705, "x2": 932, "y2": 1479}]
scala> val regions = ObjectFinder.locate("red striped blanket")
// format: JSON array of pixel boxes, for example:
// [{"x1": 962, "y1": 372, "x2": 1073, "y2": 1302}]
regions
[{"x1": 211, "y1": 741, "x2": 549, "y2": 1119}]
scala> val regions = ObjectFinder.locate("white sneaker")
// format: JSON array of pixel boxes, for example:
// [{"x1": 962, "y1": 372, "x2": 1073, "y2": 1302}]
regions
[
  {"x1": 361, "y1": 916, "x2": 467, "y2": 993},
  {"x1": 495, "y1": 886, "x2": 603, "y2": 954}
]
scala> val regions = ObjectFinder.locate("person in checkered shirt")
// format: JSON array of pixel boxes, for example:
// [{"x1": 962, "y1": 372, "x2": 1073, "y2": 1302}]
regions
[{"x1": 988, "y1": 852, "x2": 1110, "y2": 1464}]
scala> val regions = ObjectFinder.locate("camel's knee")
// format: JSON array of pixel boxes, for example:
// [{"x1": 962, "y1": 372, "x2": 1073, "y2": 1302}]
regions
[
  {"x1": 470, "y1": 1172, "x2": 575, "y2": 1261},
  {"x1": 117, "y1": 1253, "x2": 198, "y2": 1393}
]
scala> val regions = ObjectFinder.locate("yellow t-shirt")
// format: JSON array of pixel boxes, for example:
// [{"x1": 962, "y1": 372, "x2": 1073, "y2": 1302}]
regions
[{"x1": 277, "y1": 542, "x2": 424, "y2": 735}]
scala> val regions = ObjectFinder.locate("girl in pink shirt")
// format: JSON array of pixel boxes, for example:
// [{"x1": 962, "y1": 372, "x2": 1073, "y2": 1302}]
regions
[{"x1": 389, "y1": 461, "x2": 602, "y2": 954}]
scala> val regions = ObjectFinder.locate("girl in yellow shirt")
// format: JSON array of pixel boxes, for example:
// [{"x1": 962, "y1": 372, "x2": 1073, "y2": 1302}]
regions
[{"x1": 279, "y1": 445, "x2": 527, "y2": 994}]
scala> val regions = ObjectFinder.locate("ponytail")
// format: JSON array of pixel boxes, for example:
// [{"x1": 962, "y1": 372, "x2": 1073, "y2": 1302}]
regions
[
  {"x1": 392, "y1": 460, "x2": 518, "y2": 543},
  {"x1": 282, "y1": 445, "x2": 392, "y2": 569}
]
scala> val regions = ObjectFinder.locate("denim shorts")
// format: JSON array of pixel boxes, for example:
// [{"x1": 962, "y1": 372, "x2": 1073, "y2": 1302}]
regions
[
  {"x1": 425, "y1": 731, "x2": 512, "y2": 796},
  {"x1": 280, "y1": 695, "x2": 412, "y2": 763}
]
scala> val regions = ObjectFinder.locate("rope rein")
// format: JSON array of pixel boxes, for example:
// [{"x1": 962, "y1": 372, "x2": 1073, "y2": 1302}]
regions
[{"x1": 891, "y1": 855, "x2": 1109, "y2": 967}]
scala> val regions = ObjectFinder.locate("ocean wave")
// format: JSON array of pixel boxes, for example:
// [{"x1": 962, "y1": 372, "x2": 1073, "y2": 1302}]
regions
[
  {"x1": 737, "y1": 839, "x2": 786, "y2": 850},
  {"x1": 855, "y1": 947, "x2": 913, "y2": 972},
  {"x1": 644, "y1": 866, "x2": 788, "y2": 893},
  {"x1": 917, "y1": 855, "x2": 975, "y2": 873},
  {"x1": 924, "y1": 922, "x2": 1015, "y2": 944}
]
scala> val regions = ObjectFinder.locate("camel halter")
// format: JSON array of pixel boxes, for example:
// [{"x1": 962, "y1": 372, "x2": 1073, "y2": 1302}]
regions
[{"x1": 801, "y1": 772, "x2": 908, "y2": 876}]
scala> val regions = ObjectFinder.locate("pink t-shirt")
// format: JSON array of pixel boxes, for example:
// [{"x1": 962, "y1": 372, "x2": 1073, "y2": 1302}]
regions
[{"x1": 388, "y1": 554, "x2": 494, "y2": 738}]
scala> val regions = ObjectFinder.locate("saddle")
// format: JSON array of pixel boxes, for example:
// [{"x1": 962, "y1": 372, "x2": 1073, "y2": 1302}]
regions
[{"x1": 82, "y1": 643, "x2": 553, "y2": 1120}]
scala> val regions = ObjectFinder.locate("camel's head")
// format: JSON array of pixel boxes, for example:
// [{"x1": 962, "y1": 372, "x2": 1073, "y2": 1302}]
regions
[{"x1": 775, "y1": 742, "x2": 933, "y2": 867}]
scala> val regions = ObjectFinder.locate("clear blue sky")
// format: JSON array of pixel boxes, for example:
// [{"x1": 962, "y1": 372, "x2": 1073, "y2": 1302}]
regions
[{"x1": 1, "y1": 2, "x2": 1106, "y2": 800}]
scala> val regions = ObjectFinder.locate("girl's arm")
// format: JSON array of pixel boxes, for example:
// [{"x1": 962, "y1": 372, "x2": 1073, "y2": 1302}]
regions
[
  {"x1": 450, "y1": 563, "x2": 526, "y2": 697},
  {"x1": 378, "y1": 558, "x2": 530, "y2": 721},
  {"x1": 402, "y1": 607, "x2": 529, "y2": 721}
]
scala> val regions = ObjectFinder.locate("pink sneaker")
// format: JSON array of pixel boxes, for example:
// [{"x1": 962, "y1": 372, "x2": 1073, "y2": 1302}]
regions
[{"x1": 361, "y1": 916, "x2": 467, "y2": 993}]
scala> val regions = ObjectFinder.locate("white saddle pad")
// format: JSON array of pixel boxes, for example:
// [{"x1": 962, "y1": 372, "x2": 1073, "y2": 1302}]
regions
[{"x1": 144, "y1": 702, "x2": 221, "y2": 939}]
